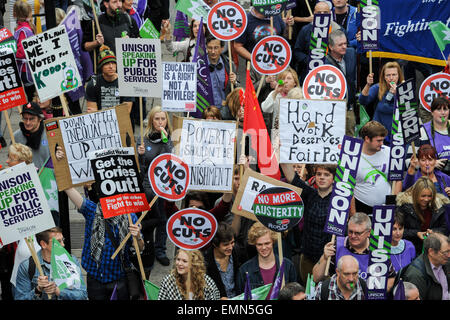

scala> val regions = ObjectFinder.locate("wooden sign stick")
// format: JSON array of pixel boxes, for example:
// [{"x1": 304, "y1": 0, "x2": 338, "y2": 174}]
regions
[
  {"x1": 3, "y1": 110, "x2": 15, "y2": 144},
  {"x1": 139, "y1": 97, "x2": 144, "y2": 146},
  {"x1": 59, "y1": 94, "x2": 70, "y2": 116},
  {"x1": 324, "y1": 234, "x2": 336, "y2": 277},
  {"x1": 305, "y1": 0, "x2": 313, "y2": 16},
  {"x1": 229, "y1": 42, "x2": 234, "y2": 91},
  {"x1": 89, "y1": 0, "x2": 101, "y2": 36},
  {"x1": 25, "y1": 237, "x2": 52, "y2": 299},
  {"x1": 127, "y1": 214, "x2": 146, "y2": 281}
]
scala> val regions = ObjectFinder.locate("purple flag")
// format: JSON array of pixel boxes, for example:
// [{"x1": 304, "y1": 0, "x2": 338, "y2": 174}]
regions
[
  {"x1": 110, "y1": 284, "x2": 118, "y2": 300},
  {"x1": 269, "y1": 260, "x2": 285, "y2": 300},
  {"x1": 61, "y1": 6, "x2": 94, "y2": 102},
  {"x1": 367, "y1": 205, "x2": 395, "y2": 300},
  {"x1": 173, "y1": 11, "x2": 189, "y2": 41},
  {"x1": 324, "y1": 135, "x2": 363, "y2": 236},
  {"x1": 244, "y1": 272, "x2": 252, "y2": 300},
  {"x1": 388, "y1": 98, "x2": 406, "y2": 181},
  {"x1": 394, "y1": 279, "x2": 406, "y2": 300},
  {"x1": 191, "y1": 18, "x2": 214, "y2": 118}
]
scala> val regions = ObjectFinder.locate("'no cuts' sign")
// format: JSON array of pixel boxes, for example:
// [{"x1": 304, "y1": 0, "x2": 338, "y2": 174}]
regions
[
  {"x1": 302, "y1": 65, "x2": 347, "y2": 100},
  {"x1": 207, "y1": 1, "x2": 247, "y2": 41},
  {"x1": 251, "y1": 36, "x2": 291, "y2": 75}
]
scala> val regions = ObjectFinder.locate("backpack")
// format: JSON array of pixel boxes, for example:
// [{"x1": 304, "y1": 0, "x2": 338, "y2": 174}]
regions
[{"x1": 320, "y1": 277, "x2": 368, "y2": 300}]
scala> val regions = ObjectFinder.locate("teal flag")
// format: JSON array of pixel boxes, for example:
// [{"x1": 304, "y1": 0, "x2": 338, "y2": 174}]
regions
[
  {"x1": 38, "y1": 157, "x2": 59, "y2": 212},
  {"x1": 429, "y1": 21, "x2": 450, "y2": 52},
  {"x1": 231, "y1": 284, "x2": 272, "y2": 300},
  {"x1": 175, "y1": 0, "x2": 210, "y2": 20},
  {"x1": 51, "y1": 238, "x2": 83, "y2": 290},
  {"x1": 140, "y1": 19, "x2": 160, "y2": 39},
  {"x1": 144, "y1": 280, "x2": 160, "y2": 300}
]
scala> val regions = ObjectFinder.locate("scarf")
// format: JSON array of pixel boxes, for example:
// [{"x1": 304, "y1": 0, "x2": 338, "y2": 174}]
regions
[
  {"x1": 90, "y1": 206, "x2": 130, "y2": 264},
  {"x1": 19, "y1": 121, "x2": 44, "y2": 150}
]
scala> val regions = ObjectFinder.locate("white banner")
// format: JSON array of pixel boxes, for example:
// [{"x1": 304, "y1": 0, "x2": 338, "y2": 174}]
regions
[{"x1": 162, "y1": 62, "x2": 197, "y2": 112}]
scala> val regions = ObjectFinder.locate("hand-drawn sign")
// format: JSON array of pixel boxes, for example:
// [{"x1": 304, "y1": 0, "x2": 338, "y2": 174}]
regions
[
  {"x1": 148, "y1": 153, "x2": 190, "y2": 201},
  {"x1": 166, "y1": 208, "x2": 217, "y2": 250},
  {"x1": 252, "y1": 186, "x2": 304, "y2": 232},
  {"x1": 251, "y1": 35, "x2": 291, "y2": 75},
  {"x1": 207, "y1": 1, "x2": 247, "y2": 41},
  {"x1": 419, "y1": 72, "x2": 450, "y2": 112},
  {"x1": 302, "y1": 65, "x2": 347, "y2": 100}
]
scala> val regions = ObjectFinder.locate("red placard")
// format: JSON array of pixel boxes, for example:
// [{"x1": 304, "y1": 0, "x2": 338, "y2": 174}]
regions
[
  {"x1": 302, "y1": 64, "x2": 347, "y2": 100},
  {"x1": 148, "y1": 153, "x2": 190, "y2": 201},
  {"x1": 419, "y1": 72, "x2": 450, "y2": 112},
  {"x1": 166, "y1": 208, "x2": 217, "y2": 250},
  {"x1": 251, "y1": 36, "x2": 292, "y2": 75},
  {"x1": 0, "y1": 51, "x2": 27, "y2": 111},
  {"x1": 207, "y1": 1, "x2": 247, "y2": 41}
]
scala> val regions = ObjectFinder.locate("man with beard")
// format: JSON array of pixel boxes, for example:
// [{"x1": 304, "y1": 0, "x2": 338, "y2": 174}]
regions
[{"x1": 13, "y1": 102, "x2": 50, "y2": 169}]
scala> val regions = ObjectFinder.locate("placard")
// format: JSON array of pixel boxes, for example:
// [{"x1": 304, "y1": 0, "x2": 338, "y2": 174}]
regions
[
  {"x1": 398, "y1": 79, "x2": 420, "y2": 144},
  {"x1": 162, "y1": 62, "x2": 196, "y2": 112},
  {"x1": 251, "y1": 35, "x2": 292, "y2": 75},
  {"x1": 139, "y1": 18, "x2": 160, "y2": 39},
  {"x1": 166, "y1": 208, "x2": 217, "y2": 250},
  {"x1": 0, "y1": 50, "x2": 27, "y2": 111},
  {"x1": 148, "y1": 153, "x2": 190, "y2": 201},
  {"x1": 308, "y1": 13, "x2": 331, "y2": 72},
  {"x1": 231, "y1": 168, "x2": 303, "y2": 222},
  {"x1": 388, "y1": 102, "x2": 406, "y2": 181},
  {"x1": 0, "y1": 164, "x2": 55, "y2": 246},
  {"x1": 90, "y1": 147, "x2": 149, "y2": 219},
  {"x1": 419, "y1": 72, "x2": 450, "y2": 112},
  {"x1": 279, "y1": 99, "x2": 346, "y2": 164},
  {"x1": 0, "y1": 27, "x2": 17, "y2": 53},
  {"x1": 302, "y1": 65, "x2": 347, "y2": 100},
  {"x1": 207, "y1": 1, "x2": 247, "y2": 41},
  {"x1": 359, "y1": 0, "x2": 380, "y2": 51},
  {"x1": 44, "y1": 104, "x2": 136, "y2": 191},
  {"x1": 116, "y1": 38, "x2": 162, "y2": 97},
  {"x1": 173, "y1": 116, "x2": 237, "y2": 192},
  {"x1": 22, "y1": 24, "x2": 82, "y2": 101},
  {"x1": 252, "y1": 0, "x2": 287, "y2": 17}
]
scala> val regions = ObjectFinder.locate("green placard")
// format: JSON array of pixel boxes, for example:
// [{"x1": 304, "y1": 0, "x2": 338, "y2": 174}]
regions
[{"x1": 139, "y1": 18, "x2": 160, "y2": 39}]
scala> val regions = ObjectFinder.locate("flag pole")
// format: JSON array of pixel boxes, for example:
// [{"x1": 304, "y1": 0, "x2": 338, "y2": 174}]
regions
[
  {"x1": 277, "y1": 233, "x2": 285, "y2": 288},
  {"x1": 229, "y1": 41, "x2": 234, "y2": 91},
  {"x1": 25, "y1": 237, "x2": 52, "y2": 299},
  {"x1": 240, "y1": 62, "x2": 251, "y2": 178},
  {"x1": 140, "y1": 97, "x2": 144, "y2": 146},
  {"x1": 324, "y1": 234, "x2": 335, "y2": 277},
  {"x1": 305, "y1": 0, "x2": 313, "y2": 16},
  {"x1": 89, "y1": 0, "x2": 101, "y2": 35},
  {"x1": 127, "y1": 214, "x2": 146, "y2": 281}
]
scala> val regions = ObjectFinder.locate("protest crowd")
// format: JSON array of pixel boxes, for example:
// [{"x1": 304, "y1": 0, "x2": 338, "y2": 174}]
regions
[{"x1": 0, "y1": 0, "x2": 450, "y2": 303}]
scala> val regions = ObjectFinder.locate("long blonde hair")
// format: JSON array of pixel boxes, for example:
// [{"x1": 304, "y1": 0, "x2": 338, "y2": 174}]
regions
[
  {"x1": 172, "y1": 249, "x2": 207, "y2": 300},
  {"x1": 410, "y1": 177, "x2": 437, "y2": 223},
  {"x1": 378, "y1": 61, "x2": 404, "y2": 101},
  {"x1": 144, "y1": 106, "x2": 172, "y2": 137},
  {"x1": 13, "y1": 0, "x2": 37, "y2": 34}
]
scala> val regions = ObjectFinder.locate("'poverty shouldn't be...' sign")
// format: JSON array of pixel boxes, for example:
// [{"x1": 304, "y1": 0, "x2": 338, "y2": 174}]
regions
[
  {"x1": 207, "y1": 1, "x2": 247, "y2": 41},
  {"x1": 23, "y1": 24, "x2": 81, "y2": 102},
  {"x1": 116, "y1": 38, "x2": 162, "y2": 97},
  {"x1": 302, "y1": 64, "x2": 347, "y2": 100},
  {"x1": 251, "y1": 35, "x2": 291, "y2": 75},
  {"x1": 0, "y1": 50, "x2": 27, "y2": 111},
  {"x1": 0, "y1": 164, "x2": 55, "y2": 246}
]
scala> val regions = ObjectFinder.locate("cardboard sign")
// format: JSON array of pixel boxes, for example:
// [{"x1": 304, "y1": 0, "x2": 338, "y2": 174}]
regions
[
  {"x1": 207, "y1": 1, "x2": 247, "y2": 41},
  {"x1": 279, "y1": 99, "x2": 346, "y2": 164},
  {"x1": 90, "y1": 147, "x2": 149, "y2": 219},
  {"x1": 44, "y1": 104, "x2": 136, "y2": 191},
  {"x1": 116, "y1": 38, "x2": 162, "y2": 97},
  {"x1": 324, "y1": 135, "x2": 363, "y2": 236},
  {"x1": 166, "y1": 208, "x2": 217, "y2": 250},
  {"x1": 252, "y1": 186, "x2": 304, "y2": 232},
  {"x1": 231, "y1": 168, "x2": 303, "y2": 222},
  {"x1": 359, "y1": 0, "x2": 380, "y2": 51},
  {"x1": 388, "y1": 102, "x2": 406, "y2": 181},
  {"x1": 0, "y1": 164, "x2": 55, "y2": 246},
  {"x1": 419, "y1": 72, "x2": 450, "y2": 112},
  {"x1": 139, "y1": 18, "x2": 160, "y2": 39},
  {"x1": 23, "y1": 24, "x2": 82, "y2": 101},
  {"x1": 251, "y1": 36, "x2": 292, "y2": 75},
  {"x1": 398, "y1": 79, "x2": 420, "y2": 144},
  {"x1": 162, "y1": 62, "x2": 197, "y2": 112},
  {"x1": 173, "y1": 116, "x2": 237, "y2": 192},
  {"x1": 148, "y1": 153, "x2": 190, "y2": 201},
  {"x1": 252, "y1": 0, "x2": 287, "y2": 17},
  {"x1": 303, "y1": 65, "x2": 347, "y2": 100},
  {"x1": 308, "y1": 13, "x2": 331, "y2": 73},
  {"x1": 366, "y1": 205, "x2": 395, "y2": 300},
  {"x1": 0, "y1": 50, "x2": 27, "y2": 111}
]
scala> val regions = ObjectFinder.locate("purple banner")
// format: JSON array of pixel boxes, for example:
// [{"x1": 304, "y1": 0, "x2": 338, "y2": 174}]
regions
[
  {"x1": 367, "y1": 205, "x2": 395, "y2": 300},
  {"x1": 388, "y1": 99, "x2": 406, "y2": 181},
  {"x1": 324, "y1": 135, "x2": 363, "y2": 236},
  {"x1": 191, "y1": 18, "x2": 214, "y2": 118},
  {"x1": 173, "y1": 11, "x2": 189, "y2": 41},
  {"x1": 61, "y1": 6, "x2": 94, "y2": 102},
  {"x1": 398, "y1": 79, "x2": 420, "y2": 145},
  {"x1": 358, "y1": 0, "x2": 380, "y2": 51},
  {"x1": 308, "y1": 13, "x2": 331, "y2": 72}
]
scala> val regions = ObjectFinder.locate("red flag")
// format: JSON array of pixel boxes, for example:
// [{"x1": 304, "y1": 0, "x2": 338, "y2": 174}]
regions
[{"x1": 243, "y1": 70, "x2": 281, "y2": 180}]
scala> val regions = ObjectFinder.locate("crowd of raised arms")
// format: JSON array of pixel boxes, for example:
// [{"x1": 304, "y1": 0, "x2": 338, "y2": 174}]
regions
[{"x1": 0, "y1": 0, "x2": 449, "y2": 302}]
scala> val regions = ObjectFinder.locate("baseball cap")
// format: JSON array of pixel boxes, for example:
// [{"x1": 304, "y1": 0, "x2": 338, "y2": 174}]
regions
[{"x1": 21, "y1": 102, "x2": 44, "y2": 118}]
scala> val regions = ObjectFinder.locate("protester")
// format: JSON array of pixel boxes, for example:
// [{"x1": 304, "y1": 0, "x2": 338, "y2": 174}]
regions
[
  {"x1": 202, "y1": 106, "x2": 222, "y2": 120},
  {"x1": 404, "y1": 144, "x2": 450, "y2": 196},
  {"x1": 121, "y1": 0, "x2": 142, "y2": 29},
  {"x1": 358, "y1": 61, "x2": 405, "y2": 143},
  {"x1": 393, "y1": 281, "x2": 420, "y2": 300},
  {"x1": 206, "y1": 35, "x2": 238, "y2": 108},
  {"x1": 14, "y1": 227, "x2": 88, "y2": 300},
  {"x1": 325, "y1": 29, "x2": 357, "y2": 136},
  {"x1": 137, "y1": 106, "x2": 173, "y2": 267},
  {"x1": 13, "y1": 0, "x2": 35, "y2": 102},
  {"x1": 312, "y1": 212, "x2": 396, "y2": 290},
  {"x1": 278, "y1": 282, "x2": 306, "y2": 300},
  {"x1": 221, "y1": 87, "x2": 244, "y2": 121},
  {"x1": 314, "y1": 255, "x2": 367, "y2": 300},
  {"x1": 331, "y1": 0, "x2": 357, "y2": 48},
  {"x1": 162, "y1": 19, "x2": 205, "y2": 62},
  {"x1": 204, "y1": 222, "x2": 241, "y2": 299},
  {"x1": 236, "y1": 222, "x2": 297, "y2": 295},
  {"x1": 396, "y1": 176, "x2": 450, "y2": 256},
  {"x1": 419, "y1": 97, "x2": 450, "y2": 175},
  {"x1": 144, "y1": 0, "x2": 169, "y2": 32},
  {"x1": 390, "y1": 212, "x2": 417, "y2": 272},
  {"x1": 402, "y1": 232, "x2": 450, "y2": 300},
  {"x1": 282, "y1": 163, "x2": 335, "y2": 285},
  {"x1": 352, "y1": 121, "x2": 392, "y2": 216},
  {"x1": 158, "y1": 249, "x2": 220, "y2": 300},
  {"x1": 84, "y1": 45, "x2": 134, "y2": 113}
]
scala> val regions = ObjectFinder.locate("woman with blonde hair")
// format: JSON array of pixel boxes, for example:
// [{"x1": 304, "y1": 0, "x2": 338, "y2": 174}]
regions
[
  {"x1": 137, "y1": 106, "x2": 173, "y2": 269},
  {"x1": 359, "y1": 61, "x2": 405, "y2": 143},
  {"x1": 396, "y1": 176, "x2": 450, "y2": 255},
  {"x1": 158, "y1": 249, "x2": 220, "y2": 300},
  {"x1": 6, "y1": 143, "x2": 33, "y2": 167}
]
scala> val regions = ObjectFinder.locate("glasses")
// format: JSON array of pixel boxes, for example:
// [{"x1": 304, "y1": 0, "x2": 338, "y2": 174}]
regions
[
  {"x1": 207, "y1": 46, "x2": 221, "y2": 52},
  {"x1": 439, "y1": 249, "x2": 450, "y2": 256},
  {"x1": 348, "y1": 229, "x2": 368, "y2": 237}
]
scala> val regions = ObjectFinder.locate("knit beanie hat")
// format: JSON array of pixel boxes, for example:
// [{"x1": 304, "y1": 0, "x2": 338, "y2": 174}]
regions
[{"x1": 97, "y1": 45, "x2": 116, "y2": 71}]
